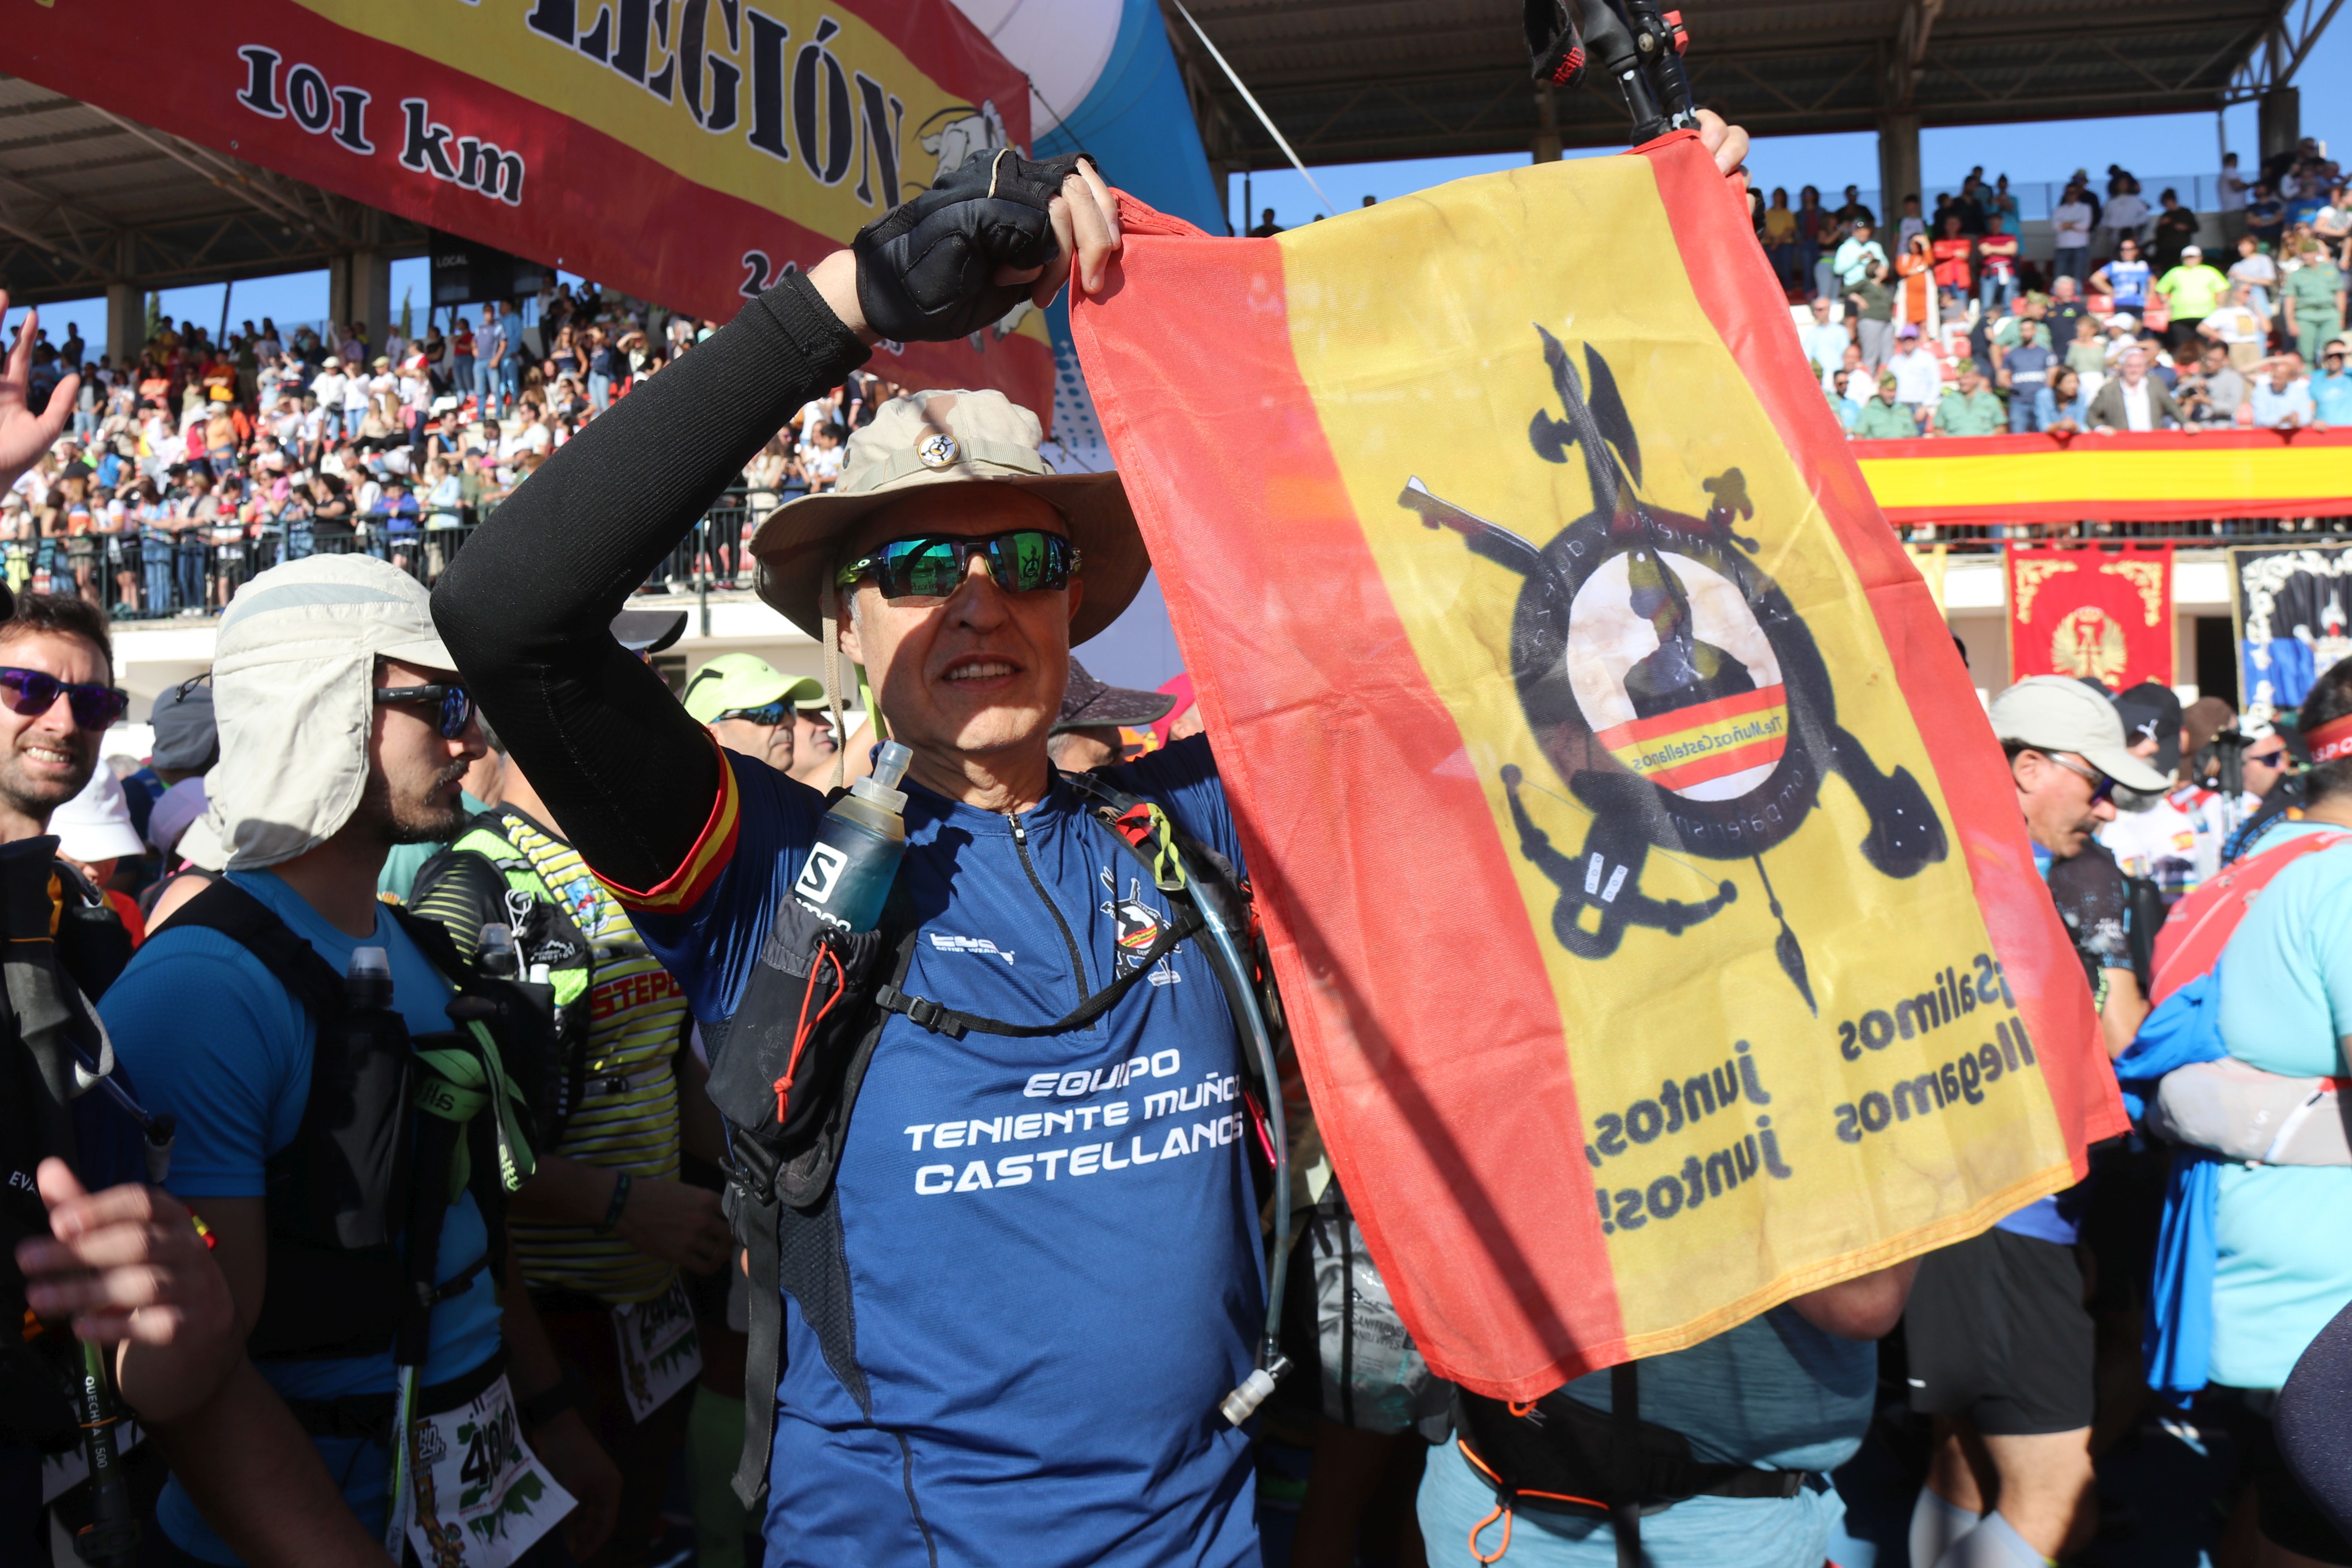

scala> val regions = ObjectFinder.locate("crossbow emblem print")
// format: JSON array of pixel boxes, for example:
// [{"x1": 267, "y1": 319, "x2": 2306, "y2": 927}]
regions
[{"x1": 1400, "y1": 328, "x2": 1947, "y2": 1012}]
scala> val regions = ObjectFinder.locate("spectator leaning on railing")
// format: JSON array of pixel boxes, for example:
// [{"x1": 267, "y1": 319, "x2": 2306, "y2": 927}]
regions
[
  {"x1": 2176, "y1": 342, "x2": 2249, "y2": 428},
  {"x1": 1933, "y1": 359, "x2": 2005, "y2": 435},
  {"x1": 2088, "y1": 347, "x2": 2194, "y2": 432},
  {"x1": 2249, "y1": 355, "x2": 2319, "y2": 430},
  {"x1": 1852, "y1": 370, "x2": 1920, "y2": 437}
]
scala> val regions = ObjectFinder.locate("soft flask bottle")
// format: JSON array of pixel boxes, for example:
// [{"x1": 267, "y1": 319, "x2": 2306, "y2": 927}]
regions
[{"x1": 793, "y1": 741, "x2": 914, "y2": 931}]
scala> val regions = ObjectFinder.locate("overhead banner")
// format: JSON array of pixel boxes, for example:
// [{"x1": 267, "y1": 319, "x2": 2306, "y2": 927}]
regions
[
  {"x1": 7, "y1": 0, "x2": 1050, "y2": 411},
  {"x1": 1071, "y1": 136, "x2": 2126, "y2": 1399},
  {"x1": 1856, "y1": 431, "x2": 2352, "y2": 525},
  {"x1": 2234, "y1": 545, "x2": 2352, "y2": 729},
  {"x1": 2006, "y1": 545, "x2": 2176, "y2": 691}
]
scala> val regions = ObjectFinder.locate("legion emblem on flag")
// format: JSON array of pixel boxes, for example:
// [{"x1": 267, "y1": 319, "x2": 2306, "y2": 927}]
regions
[{"x1": 1401, "y1": 329, "x2": 1947, "y2": 1011}]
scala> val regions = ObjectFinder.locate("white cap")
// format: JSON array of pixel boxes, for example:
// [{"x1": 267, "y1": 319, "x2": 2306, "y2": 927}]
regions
[
  {"x1": 146, "y1": 776, "x2": 207, "y2": 857},
  {"x1": 51, "y1": 768, "x2": 144, "y2": 862},
  {"x1": 1987, "y1": 676, "x2": 2172, "y2": 792}
]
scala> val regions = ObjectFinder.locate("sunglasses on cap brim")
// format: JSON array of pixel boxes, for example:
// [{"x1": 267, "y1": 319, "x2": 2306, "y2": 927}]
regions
[{"x1": 836, "y1": 529, "x2": 1079, "y2": 601}]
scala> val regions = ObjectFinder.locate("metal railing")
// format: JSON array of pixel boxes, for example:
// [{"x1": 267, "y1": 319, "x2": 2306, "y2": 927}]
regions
[
  {"x1": 1903, "y1": 515, "x2": 2352, "y2": 552},
  {"x1": 58, "y1": 488, "x2": 773, "y2": 628},
  {"x1": 38, "y1": 516, "x2": 480, "y2": 622},
  {"x1": 1774, "y1": 175, "x2": 2235, "y2": 224}
]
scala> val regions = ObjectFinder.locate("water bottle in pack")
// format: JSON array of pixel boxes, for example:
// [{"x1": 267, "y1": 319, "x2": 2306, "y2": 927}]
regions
[{"x1": 793, "y1": 740, "x2": 914, "y2": 932}]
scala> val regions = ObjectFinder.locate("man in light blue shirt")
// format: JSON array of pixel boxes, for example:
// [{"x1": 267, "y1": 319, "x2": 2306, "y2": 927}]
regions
[
  {"x1": 2209, "y1": 654, "x2": 2352, "y2": 1563},
  {"x1": 2313, "y1": 340, "x2": 2352, "y2": 425},
  {"x1": 1832, "y1": 219, "x2": 1888, "y2": 289},
  {"x1": 2249, "y1": 358, "x2": 2318, "y2": 429}
]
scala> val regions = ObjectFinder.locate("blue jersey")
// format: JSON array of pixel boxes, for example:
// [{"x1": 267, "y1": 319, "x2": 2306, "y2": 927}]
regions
[
  {"x1": 2106, "y1": 259, "x2": 2152, "y2": 308},
  {"x1": 102, "y1": 870, "x2": 503, "y2": 1563},
  {"x1": 623, "y1": 739, "x2": 1262, "y2": 1568}
]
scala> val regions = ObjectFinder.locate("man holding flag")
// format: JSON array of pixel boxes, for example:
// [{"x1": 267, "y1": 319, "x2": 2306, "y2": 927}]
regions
[{"x1": 436, "y1": 110, "x2": 1959, "y2": 1566}]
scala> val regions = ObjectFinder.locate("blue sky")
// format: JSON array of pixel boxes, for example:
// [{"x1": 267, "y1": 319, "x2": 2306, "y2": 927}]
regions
[
  {"x1": 1225, "y1": 21, "x2": 2348, "y2": 232},
  {"x1": 19, "y1": 17, "x2": 2347, "y2": 357}
]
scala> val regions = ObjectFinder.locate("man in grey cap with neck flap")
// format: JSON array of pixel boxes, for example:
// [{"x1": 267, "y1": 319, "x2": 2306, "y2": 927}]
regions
[
  {"x1": 102, "y1": 554, "x2": 621, "y2": 1568},
  {"x1": 434, "y1": 122, "x2": 1757, "y2": 1567}
]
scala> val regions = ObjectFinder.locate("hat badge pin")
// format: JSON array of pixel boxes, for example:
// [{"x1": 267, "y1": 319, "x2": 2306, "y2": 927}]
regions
[{"x1": 916, "y1": 432, "x2": 960, "y2": 470}]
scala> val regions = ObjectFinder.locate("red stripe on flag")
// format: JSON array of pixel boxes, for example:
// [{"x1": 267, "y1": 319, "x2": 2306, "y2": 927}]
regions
[
  {"x1": 1638, "y1": 735, "x2": 1787, "y2": 793},
  {"x1": 1639, "y1": 135, "x2": 2123, "y2": 1163},
  {"x1": 1073, "y1": 206, "x2": 1626, "y2": 1400},
  {"x1": 1592, "y1": 682, "x2": 1787, "y2": 750}
]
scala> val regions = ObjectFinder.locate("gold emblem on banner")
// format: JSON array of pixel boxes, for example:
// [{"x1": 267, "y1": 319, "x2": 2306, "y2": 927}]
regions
[
  {"x1": 2100, "y1": 560, "x2": 2167, "y2": 627},
  {"x1": 2012, "y1": 559, "x2": 2076, "y2": 622},
  {"x1": 2051, "y1": 606, "x2": 2128, "y2": 685}
]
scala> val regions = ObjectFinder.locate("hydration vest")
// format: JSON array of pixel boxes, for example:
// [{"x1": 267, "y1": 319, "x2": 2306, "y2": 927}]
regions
[
  {"x1": 165, "y1": 880, "x2": 544, "y2": 1413},
  {"x1": 1, "y1": 839, "x2": 146, "y2": 1453},
  {"x1": 416, "y1": 806, "x2": 693, "y2": 1301},
  {"x1": 697, "y1": 770, "x2": 1292, "y2": 1509}
]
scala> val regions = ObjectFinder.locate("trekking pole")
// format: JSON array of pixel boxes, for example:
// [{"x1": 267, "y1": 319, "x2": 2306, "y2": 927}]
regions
[{"x1": 70, "y1": 1340, "x2": 138, "y2": 1567}]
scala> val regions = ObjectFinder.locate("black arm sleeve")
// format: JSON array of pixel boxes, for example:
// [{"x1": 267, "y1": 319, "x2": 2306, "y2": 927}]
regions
[{"x1": 433, "y1": 274, "x2": 869, "y2": 891}]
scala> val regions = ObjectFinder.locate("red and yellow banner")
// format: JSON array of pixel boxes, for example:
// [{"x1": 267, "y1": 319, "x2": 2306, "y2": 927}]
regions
[
  {"x1": 2006, "y1": 544, "x2": 2176, "y2": 690},
  {"x1": 1858, "y1": 430, "x2": 2352, "y2": 524},
  {"x1": 1073, "y1": 135, "x2": 2127, "y2": 1399},
  {"x1": 8, "y1": 0, "x2": 1049, "y2": 410}
]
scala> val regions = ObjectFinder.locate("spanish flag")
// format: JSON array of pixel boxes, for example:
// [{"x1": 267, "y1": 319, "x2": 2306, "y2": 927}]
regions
[{"x1": 1071, "y1": 132, "x2": 2129, "y2": 1401}]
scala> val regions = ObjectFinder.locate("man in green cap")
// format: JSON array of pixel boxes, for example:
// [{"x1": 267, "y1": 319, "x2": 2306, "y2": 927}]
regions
[
  {"x1": 1933, "y1": 359, "x2": 2006, "y2": 436},
  {"x1": 1852, "y1": 371, "x2": 1922, "y2": 437},
  {"x1": 681, "y1": 652, "x2": 822, "y2": 775}
]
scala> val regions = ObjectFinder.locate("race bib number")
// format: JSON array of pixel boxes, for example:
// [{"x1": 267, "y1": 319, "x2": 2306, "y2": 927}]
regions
[
  {"x1": 612, "y1": 1276, "x2": 702, "y2": 1423},
  {"x1": 403, "y1": 1374, "x2": 575, "y2": 1568}
]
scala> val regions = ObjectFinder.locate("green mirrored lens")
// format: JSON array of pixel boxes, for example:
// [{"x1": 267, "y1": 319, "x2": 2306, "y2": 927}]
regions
[
  {"x1": 1005, "y1": 531, "x2": 1049, "y2": 590},
  {"x1": 898, "y1": 541, "x2": 965, "y2": 597}
]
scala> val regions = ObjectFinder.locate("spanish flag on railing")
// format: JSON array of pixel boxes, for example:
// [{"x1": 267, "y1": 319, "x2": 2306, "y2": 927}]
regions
[{"x1": 1072, "y1": 132, "x2": 2128, "y2": 1400}]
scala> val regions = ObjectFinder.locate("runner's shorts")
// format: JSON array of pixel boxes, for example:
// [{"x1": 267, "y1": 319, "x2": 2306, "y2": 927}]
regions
[{"x1": 1904, "y1": 1225, "x2": 2094, "y2": 1436}]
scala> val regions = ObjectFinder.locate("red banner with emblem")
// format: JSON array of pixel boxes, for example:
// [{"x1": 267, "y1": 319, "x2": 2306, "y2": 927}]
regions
[
  {"x1": 6, "y1": 0, "x2": 1049, "y2": 412},
  {"x1": 2006, "y1": 544, "x2": 2176, "y2": 690}
]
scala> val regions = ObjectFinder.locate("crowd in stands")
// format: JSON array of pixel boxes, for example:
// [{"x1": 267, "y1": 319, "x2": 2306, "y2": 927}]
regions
[
  {"x1": 1751, "y1": 142, "x2": 2352, "y2": 438},
  {"x1": 18, "y1": 129, "x2": 2352, "y2": 1568},
  {"x1": 11, "y1": 281, "x2": 904, "y2": 619}
]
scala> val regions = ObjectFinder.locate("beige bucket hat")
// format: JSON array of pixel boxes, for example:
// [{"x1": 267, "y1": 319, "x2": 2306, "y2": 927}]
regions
[{"x1": 747, "y1": 388, "x2": 1147, "y2": 647}]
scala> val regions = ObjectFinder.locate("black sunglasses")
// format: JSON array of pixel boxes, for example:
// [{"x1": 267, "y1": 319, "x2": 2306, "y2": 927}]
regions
[
  {"x1": 715, "y1": 701, "x2": 790, "y2": 726},
  {"x1": 374, "y1": 683, "x2": 476, "y2": 740},
  {"x1": 0, "y1": 668, "x2": 130, "y2": 731},
  {"x1": 836, "y1": 529, "x2": 1079, "y2": 602},
  {"x1": 2046, "y1": 751, "x2": 2118, "y2": 804}
]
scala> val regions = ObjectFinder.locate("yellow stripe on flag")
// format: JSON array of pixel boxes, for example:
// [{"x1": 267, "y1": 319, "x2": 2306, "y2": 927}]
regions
[{"x1": 1859, "y1": 444, "x2": 2348, "y2": 510}]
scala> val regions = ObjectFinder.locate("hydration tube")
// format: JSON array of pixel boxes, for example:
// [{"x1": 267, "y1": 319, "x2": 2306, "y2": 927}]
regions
[
  {"x1": 1192, "y1": 882, "x2": 1294, "y2": 1425},
  {"x1": 383, "y1": 1367, "x2": 419, "y2": 1555}
]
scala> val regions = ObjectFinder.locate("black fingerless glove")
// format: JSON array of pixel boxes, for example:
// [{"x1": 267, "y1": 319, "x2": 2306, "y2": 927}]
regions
[{"x1": 852, "y1": 150, "x2": 1097, "y2": 342}]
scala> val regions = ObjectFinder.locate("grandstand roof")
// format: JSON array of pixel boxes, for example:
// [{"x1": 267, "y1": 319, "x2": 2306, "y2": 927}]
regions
[
  {"x1": 1167, "y1": 0, "x2": 2318, "y2": 167},
  {"x1": 0, "y1": 73, "x2": 422, "y2": 305}
]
